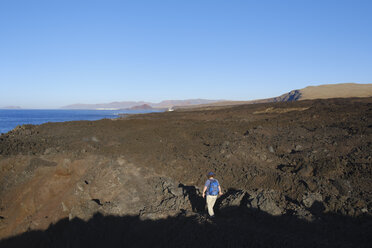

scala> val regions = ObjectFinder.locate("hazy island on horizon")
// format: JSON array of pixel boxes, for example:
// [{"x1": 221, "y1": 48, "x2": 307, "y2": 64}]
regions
[{"x1": 0, "y1": 106, "x2": 22, "y2": 110}]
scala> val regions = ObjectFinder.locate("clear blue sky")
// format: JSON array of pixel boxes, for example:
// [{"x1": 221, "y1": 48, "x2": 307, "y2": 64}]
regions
[{"x1": 1, "y1": 0, "x2": 371, "y2": 108}]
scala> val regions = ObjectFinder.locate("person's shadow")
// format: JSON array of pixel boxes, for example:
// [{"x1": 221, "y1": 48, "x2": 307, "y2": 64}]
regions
[
  {"x1": 1, "y1": 202, "x2": 371, "y2": 248},
  {"x1": 178, "y1": 184, "x2": 205, "y2": 213}
]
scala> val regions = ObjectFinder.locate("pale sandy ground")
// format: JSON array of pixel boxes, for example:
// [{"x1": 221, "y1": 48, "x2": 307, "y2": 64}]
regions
[{"x1": 300, "y1": 83, "x2": 372, "y2": 100}]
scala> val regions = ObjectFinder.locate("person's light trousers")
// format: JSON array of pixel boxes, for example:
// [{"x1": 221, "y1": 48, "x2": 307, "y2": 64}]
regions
[{"x1": 206, "y1": 195, "x2": 218, "y2": 216}]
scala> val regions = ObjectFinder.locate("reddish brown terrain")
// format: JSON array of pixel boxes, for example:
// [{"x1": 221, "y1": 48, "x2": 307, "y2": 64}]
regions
[
  {"x1": 0, "y1": 97, "x2": 371, "y2": 247},
  {"x1": 129, "y1": 104, "x2": 154, "y2": 110}
]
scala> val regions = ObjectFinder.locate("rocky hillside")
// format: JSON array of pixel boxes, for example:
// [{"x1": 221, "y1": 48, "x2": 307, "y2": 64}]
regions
[
  {"x1": 0, "y1": 97, "x2": 371, "y2": 247},
  {"x1": 178, "y1": 83, "x2": 372, "y2": 110},
  {"x1": 273, "y1": 83, "x2": 372, "y2": 102}
]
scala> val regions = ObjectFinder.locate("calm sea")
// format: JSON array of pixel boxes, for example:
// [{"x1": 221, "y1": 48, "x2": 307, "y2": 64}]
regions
[{"x1": 0, "y1": 109, "x2": 161, "y2": 134}]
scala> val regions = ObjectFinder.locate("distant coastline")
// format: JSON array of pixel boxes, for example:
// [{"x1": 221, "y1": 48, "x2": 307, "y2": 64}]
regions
[
  {"x1": 1, "y1": 106, "x2": 22, "y2": 109},
  {"x1": 0, "y1": 109, "x2": 163, "y2": 134}
]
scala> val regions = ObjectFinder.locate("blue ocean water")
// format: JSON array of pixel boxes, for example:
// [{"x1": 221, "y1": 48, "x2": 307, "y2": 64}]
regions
[{"x1": 0, "y1": 109, "x2": 161, "y2": 134}]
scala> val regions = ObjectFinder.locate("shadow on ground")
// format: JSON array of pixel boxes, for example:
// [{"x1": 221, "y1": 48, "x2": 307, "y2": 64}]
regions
[{"x1": 1, "y1": 205, "x2": 371, "y2": 248}]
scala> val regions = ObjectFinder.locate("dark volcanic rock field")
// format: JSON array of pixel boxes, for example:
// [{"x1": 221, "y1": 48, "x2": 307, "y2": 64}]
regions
[{"x1": 0, "y1": 97, "x2": 371, "y2": 247}]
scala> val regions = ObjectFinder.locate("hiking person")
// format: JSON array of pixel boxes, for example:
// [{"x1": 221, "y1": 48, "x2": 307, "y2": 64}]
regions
[{"x1": 202, "y1": 172, "x2": 222, "y2": 218}]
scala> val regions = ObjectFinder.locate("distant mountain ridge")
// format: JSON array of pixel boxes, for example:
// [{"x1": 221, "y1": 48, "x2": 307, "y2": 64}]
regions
[
  {"x1": 61, "y1": 83, "x2": 372, "y2": 110},
  {"x1": 62, "y1": 101, "x2": 149, "y2": 110},
  {"x1": 62, "y1": 99, "x2": 224, "y2": 110}
]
